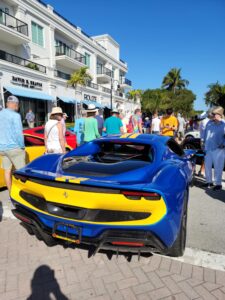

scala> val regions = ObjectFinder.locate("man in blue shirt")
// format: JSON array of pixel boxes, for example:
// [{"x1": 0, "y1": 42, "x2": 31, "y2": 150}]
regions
[
  {"x1": 25, "y1": 109, "x2": 35, "y2": 128},
  {"x1": 0, "y1": 96, "x2": 25, "y2": 190},
  {"x1": 103, "y1": 108, "x2": 124, "y2": 135},
  {"x1": 74, "y1": 111, "x2": 86, "y2": 146},
  {"x1": 95, "y1": 110, "x2": 104, "y2": 135},
  {"x1": 203, "y1": 106, "x2": 225, "y2": 191}
]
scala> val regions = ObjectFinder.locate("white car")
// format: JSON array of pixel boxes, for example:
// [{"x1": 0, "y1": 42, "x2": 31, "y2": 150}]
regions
[{"x1": 184, "y1": 131, "x2": 200, "y2": 139}]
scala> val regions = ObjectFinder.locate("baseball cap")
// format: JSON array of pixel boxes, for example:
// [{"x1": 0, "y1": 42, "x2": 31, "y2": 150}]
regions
[{"x1": 7, "y1": 95, "x2": 19, "y2": 103}]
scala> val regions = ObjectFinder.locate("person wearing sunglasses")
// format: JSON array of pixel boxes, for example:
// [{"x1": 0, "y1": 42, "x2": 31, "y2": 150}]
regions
[{"x1": 203, "y1": 106, "x2": 225, "y2": 191}]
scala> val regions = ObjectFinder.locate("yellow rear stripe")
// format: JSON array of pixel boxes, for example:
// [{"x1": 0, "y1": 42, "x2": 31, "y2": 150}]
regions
[
  {"x1": 120, "y1": 133, "x2": 131, "y2": 138},
  {"x1": 129, "y1": 133, "x2": 140, "y2": 139}
]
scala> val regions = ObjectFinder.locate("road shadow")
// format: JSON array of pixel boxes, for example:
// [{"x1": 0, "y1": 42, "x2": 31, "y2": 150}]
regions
[
  {"x1": 205, "y1": 189, "x2": 225, "y2": 203},
  {"x1": 27, "y1": 265, "x2": 68, "y2": 300},
  {"x1": 0, "y1": 201, "x2": 2, "y2": 222},
  {"x1": 194, "y1": 176, "x2": 225, "y2": 204}
]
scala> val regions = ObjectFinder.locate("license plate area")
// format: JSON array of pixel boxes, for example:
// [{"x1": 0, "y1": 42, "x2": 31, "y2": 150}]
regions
[{"x1": 52, "y1": 222, "x2": 82, "y2": 244}]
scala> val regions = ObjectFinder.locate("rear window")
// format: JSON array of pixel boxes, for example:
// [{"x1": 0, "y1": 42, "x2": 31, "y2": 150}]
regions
[
  {"x1": 62, "y1": 142, "x2": 152, "y2": 176},
  {"x1": 96, "y1": 142, "x2": 152, "y2": 163}
]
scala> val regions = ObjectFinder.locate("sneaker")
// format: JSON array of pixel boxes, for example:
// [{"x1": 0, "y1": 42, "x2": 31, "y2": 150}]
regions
[
  {"x1": 197, "y1": 171, "x2": 205, "y2": 178},
  {"x1": 213, "y1": 185, "x2": 222, "y2": 191},
  {"x1": 202, "y1": 183, "x2": 214, "y2": 188}
]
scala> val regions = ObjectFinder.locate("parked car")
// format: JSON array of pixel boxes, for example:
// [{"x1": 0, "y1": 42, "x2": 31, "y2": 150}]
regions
[
  {"x1": 181, "y1": 137, "x2": 225, "y2": 169},
  {"x1": 181, "y1": 137, "x2": 203, "y2": 165},
  {"x1": 0, "y1": 135, "x2": 45, "y2": 188},
  {"x1": 184, "y1": 131, "x2": 200, "y2": 139},
  {"x1": 0, "y1": 134, "x2": 72, "y2": 189},
  {"x1": 23, "y1": 126, "x2": 77, "y2": 149},
  {"x1": 11, "y1": 134, "x2": 196, "y2": 257}
]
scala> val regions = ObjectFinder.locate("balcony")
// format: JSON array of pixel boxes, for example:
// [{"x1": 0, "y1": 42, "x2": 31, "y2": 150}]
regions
[
  {"x1": 55, "y1": 45, "x2": 86, "y2": 70},
  {"x1": 115, "y1": 90, "x2": 125, "y2": 99},
  {"x1": 86, "y1": 81, "x2": 99, "y2": 90},
  {"x1": 0, "y1": 10, "x2": 30, "y2": 45},
  {"x1": 101, "y1": 86, "x2": 111, "y2": 94},
  {"x1": 96, "y1": 66, "x2": 112, "y2": 84},
  {"x1": 120, "y1": 77, "x2": 132, "y2": 88},
  {"x1": 0, "y1": 50, "x2": 46, "y2": 73},
  {"x1": 54, "y1": 70, "x2": 70, "y2": 80}
]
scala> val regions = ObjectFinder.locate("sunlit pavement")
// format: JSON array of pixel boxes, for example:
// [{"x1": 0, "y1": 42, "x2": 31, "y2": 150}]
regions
[{"x1": 0, "y1": 171, "x2": 225, "y2": 299}]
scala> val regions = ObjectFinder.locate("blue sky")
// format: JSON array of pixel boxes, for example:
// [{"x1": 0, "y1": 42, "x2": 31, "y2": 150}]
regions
[{"x1": 42, "y1": 0, "x2": 225, "y2": 110}]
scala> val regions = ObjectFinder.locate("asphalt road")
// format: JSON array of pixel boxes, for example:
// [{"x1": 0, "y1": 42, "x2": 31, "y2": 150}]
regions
[
  {"x1": 186, "y1": 172, "x2": 225, "y2": 254},
  {"x1": 1, "y1": 171, "x2": 225, "y2": 255}
]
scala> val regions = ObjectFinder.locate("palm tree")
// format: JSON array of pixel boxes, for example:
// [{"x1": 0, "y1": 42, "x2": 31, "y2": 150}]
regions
[
  {"x1": 205, "y1": 82, "x2": 225, "y2": 109},
  {"x1": 162, "y1": 68, "x2": 189, "y2": 93},
  {"x1": 67, "y1": 67, "x2": 92, "y2": 118},
  {"x1": 127, "y1": 89, "x2": 143, "y2": 102}
]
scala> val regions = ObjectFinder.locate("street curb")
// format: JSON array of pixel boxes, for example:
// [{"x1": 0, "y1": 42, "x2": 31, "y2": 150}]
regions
[{"x1": 170, "y1": 247, "x2": 225, "y2": 271}]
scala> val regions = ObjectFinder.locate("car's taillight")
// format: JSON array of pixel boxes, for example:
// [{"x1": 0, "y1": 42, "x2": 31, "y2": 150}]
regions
[
  {"x1": 111, "y1": 241, "x2": 144, "y2": 247},
  {"x1": 121, "y1": 191, "x2": 161, "y2": 200},
  {"x1": 13, "y1": 212, "x2": 32, "y2": 224},
  {"x1": 14, "y1": 174, "x2": 28, "y2": 183}
]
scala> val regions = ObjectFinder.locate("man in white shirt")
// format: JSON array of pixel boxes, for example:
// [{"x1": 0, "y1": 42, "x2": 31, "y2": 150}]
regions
[{"x1": 151, "y1": 112, "x2": 161, "y2": 134}]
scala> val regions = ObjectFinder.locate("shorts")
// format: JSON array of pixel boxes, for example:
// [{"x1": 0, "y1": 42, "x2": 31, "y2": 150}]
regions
[{"x1": 0, "y1": 148, "x2": 26, "y2": 170}]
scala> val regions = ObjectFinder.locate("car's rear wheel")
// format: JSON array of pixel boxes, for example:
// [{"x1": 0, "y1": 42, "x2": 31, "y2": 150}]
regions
[
  {"x1": 167, "y1": 190, "x2": 188, "y2": 257},
  {"x1": 185, "y1": 135, "x2": 194, "y2": 139}
]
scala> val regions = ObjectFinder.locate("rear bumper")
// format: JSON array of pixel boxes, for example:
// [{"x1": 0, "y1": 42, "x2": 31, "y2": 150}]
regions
[{"x1": 12, "y1": 204, "x2": 168, "y2": 254}]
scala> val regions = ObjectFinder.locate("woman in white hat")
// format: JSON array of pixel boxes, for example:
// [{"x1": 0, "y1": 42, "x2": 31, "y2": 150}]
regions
[
  {"x1": 84, "y1": 104, "x2": 100, "y2": 142},
  {"x1": 44, "y1": 107, "x2": 66, "y2": 154}
]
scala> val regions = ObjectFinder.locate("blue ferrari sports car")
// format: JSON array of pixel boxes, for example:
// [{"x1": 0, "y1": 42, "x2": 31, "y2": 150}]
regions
[{"x1": 11, "y1": 134, "x2": 195, "y2": 257}]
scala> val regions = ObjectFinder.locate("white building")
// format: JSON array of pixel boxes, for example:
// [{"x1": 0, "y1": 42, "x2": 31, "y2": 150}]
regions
[{"x1": 0, "y1": 0, "x2": 136, "y2": 124}]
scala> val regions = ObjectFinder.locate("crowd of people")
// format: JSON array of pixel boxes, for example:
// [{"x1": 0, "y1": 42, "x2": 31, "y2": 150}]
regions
[{"x1": 0, "y1": 95, "x2": 224, "y2": 192}]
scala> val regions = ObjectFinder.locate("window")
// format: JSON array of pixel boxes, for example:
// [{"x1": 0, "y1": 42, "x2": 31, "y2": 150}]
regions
[
  {"x1": 0, "y1": 9, "x2": 5, "y2": 24},
  {"x1": 55, "y1": 40, "x2": 71, "y2": 56},
  {"x1": 112, "y1": 67, "x2": 115, "y2": 78},
  {"x1": 95, "y1": 142, "x2": 153, "y2": 163},
  {"x1": 85, "y1": 52, "x2": 90, "y2": 67},
  {"x1": 31, "y1": 21, "x2": 44, "y2": 47}
]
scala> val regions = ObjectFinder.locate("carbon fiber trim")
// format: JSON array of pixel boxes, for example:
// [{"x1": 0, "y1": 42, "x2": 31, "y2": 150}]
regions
[{"x1": 28, "y1": 178, "x2": 121, "y2": 194}]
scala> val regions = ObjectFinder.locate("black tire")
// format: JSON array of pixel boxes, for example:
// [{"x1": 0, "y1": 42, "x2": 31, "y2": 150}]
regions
[
  {"x1": 183, "y1": 143, "x2": 197, "y2": 150},
  {"x1": 185, "y1": 135, "x2": 194, "y2": 139},
  {"x1": 167, "y1": 190, "x2": 188, "y2": 257}
]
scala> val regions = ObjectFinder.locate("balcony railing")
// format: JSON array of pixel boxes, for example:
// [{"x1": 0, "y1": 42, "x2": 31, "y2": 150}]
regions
[
  {"x1": 0, "y1": 50, "x2": 46, "y2": 73},
  {"x1": 120, "y1": 77, "x2": 132, "y2": 86},
  {"x1": 86, "y1": 81, "x2": 99, "y2": 90},
  {"x1": 101, "y1": 86, "x2": 111, "y2": 94},
  {"x1": 54, "y1": 70, "x2": 70, "y2": 80},
  {"x1": 115, "y1": 90, "x2": 124, "y2": 98},
  {"x1": 0, "y1": 10, "x2": 28, "y2": 36},
  {"x1": 55, "y1": 46, "x2": 86, "y2": 65},
  {"x1": 97, "y1": 66, "x2": 112, "y2": 77}
]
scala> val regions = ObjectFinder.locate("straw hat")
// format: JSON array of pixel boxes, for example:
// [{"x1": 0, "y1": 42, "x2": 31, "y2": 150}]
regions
[
  {"x1": 50, "y1": 106, "x2": 63, "y2": 116},
  {"x1": 212, "y1": 106, "x2": 224, "y2": 118},
  {"x1": 85, "y1": 104, "x2": 98, "y2": 113}
]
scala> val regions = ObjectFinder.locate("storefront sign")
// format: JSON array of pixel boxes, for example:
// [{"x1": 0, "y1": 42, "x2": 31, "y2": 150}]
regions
[
  {"x1": 11, "y1": 76, "x2": 43, "y2": 90},
  {"x1": 84, "y1": 94, "x2": 97, "y2": 101}
]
